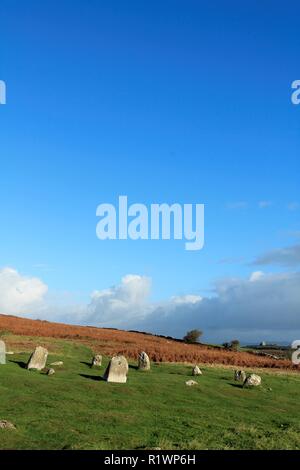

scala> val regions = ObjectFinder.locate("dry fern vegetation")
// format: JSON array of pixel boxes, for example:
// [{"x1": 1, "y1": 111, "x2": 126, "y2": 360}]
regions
[{"x1": 0, "y1": 314, "x2": 296, "y2": 370}]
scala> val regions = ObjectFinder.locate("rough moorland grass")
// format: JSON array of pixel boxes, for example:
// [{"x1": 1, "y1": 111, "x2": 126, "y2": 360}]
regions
[{"x1": 0, "y1": 336, "x2": 299, "y2": 450}]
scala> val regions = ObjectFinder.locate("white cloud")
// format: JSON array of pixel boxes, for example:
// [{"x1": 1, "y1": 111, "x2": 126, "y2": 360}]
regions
[
  {"x1": 171, "y1": 294, "x2": 202, "y2": 305},
  {"x1": 218, "y1": 257, "x2": 244, "y2": 265},
  {"x1": 0, "y1": 267, "x2": 48, "y2": 315},
  {"x1": 249, "y1": 271, "x2": 264, "y2": 282},
  {"x1": 287, "y1": 230, "x2": 300, "y2": 239},
  {"x1": 287, "y1": 202, "x2": 300, "y2": 211},
  {"x1": 85, "y1": 274, "x2": 152, "y2": 327},
  {"x1": 253, "y1": 243, "x2": 300, "y2": 267},
  {"x1": 226, "y1": 201, "x2": 248, "y2": 210},
  {"x1": 258, "y1": 201, "x2": 272, "y2": 209}
]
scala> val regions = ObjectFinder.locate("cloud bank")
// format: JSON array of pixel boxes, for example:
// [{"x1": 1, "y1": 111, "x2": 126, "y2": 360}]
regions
[
  {"x1": 0, "y1": 266, "x2": 299, "y2": 343},
  {"x1": 253, "y1": 243, "x2": 300, "y2": 267},
  {"x1": 134, "y1": 271, "x2": 300, "y2": 343}
]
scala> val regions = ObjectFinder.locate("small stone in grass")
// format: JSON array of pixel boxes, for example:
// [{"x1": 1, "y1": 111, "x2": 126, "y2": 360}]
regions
[
  {"x1": 243, "y1": 374, "x2": 262, "y2": 387},
  {"x1": 186, "y1": 380, "x2": 198, "y2": 386},
  {"x1": 91, "y1": 355, "x2": 102, "y2": 367},
  {"x1": 0, "y1": 420, "x2": 16, "y2": 430}
]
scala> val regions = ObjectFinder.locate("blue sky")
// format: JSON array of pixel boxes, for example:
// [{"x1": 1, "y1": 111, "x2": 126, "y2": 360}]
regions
[{"x1": 0, "y1": 1, "x2": 299, "y2": 342}]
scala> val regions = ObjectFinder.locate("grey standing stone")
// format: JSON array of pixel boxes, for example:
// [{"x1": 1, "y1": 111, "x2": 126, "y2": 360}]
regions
[
  {"x1": 192, "y1": 365, "x2": 202, "y2": 376},
  {"x1": 27, "y1": 346, "x2": 48, "y2": 371},
  {"x1": 103, "y1": 355, "x2": 128, "y2": 383},
  {"x1": 234, "y1": 370, "x2": 247, "y2": 382},
  {"x1": 138, "y1": 351, "x2": 150, "y2": 371},
  {"x1": 0, "y1": 340, "x2": 6, "y2": 365},
  {"x1": 92, "y1": 355, "x2": 102, "y2": 367}
]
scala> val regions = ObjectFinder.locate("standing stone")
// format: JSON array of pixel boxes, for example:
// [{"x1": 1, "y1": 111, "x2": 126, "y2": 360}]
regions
[
  {"x1": 0, "y1": 340, "x2": 6, "y2": 365},
  {"x1": 243, "y1": 374, "x2": 262, "y2": 387},
  {"x1": 27, "y1": 346, "x2": 48, "y2": 371},
  {"x1": 138, "y1": 351, "x2": 150, "y2": 371},
  {"x1": 192, "y1": 365, "x2": 202, "y2": 376},
  {"x1": 92, "y1": 355, "x2": 102, "y2": 367},
  {"x1": 103, "y1": 355, "x2": 128, "y2": 383},
  {"x1": 234, "y1": 370, "x2": 247, "y2": 382}
]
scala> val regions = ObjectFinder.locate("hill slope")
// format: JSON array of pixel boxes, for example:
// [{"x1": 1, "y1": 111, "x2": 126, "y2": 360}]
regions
[{"x1": 0, "y1": 314, "x2": 295, "y2": 370}]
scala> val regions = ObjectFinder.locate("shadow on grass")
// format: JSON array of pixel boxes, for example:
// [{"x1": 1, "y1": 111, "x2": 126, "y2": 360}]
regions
[
  {"x1": 228, "y1": 383, "x2": 244, "y2": 389},
  {"x1": 79, "y1": 373, "x2": 105, "y2": 382},
  {"x1": 80, "y1": 361, "x2": 92, "y2": 368},
  {"x1": 10, "y1": 360, "x2": 27, "y2": 369},
  {"x1": 129, "y1": 364, "x2": 138, "y2": 370},
  {"x1": 169, "y1": 371, "x2": 191, "y2": 376}
]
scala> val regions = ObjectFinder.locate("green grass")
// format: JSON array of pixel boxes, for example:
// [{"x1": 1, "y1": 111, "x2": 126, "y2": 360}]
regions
[{"x1": 0, "y1": 336, "x2": 299, "y2": 450}]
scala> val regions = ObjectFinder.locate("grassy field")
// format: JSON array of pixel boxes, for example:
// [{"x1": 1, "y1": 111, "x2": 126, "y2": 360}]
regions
[{"x1": 0, "y1": 335, "x2": 299, "y2": 450}]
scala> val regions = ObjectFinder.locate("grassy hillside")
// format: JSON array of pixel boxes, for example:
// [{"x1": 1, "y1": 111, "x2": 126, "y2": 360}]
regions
[
  {"x1": 0, "y1": 314, "x2": 295, "y2": 370},
  {"x1": 0, "y1": 334, "x2": 299, "y2": 450}
]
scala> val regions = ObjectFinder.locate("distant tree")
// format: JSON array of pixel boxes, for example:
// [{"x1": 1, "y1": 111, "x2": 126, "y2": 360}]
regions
[
  {"x1": 222, "y1": 340, "x2": 240, "y2": 351},
  {"x1": 230, "y1": 340, "x2": 240, "y2": 351},
  {"x1": 183, "y1": 329, "x2": 203, "y2": 344}
]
